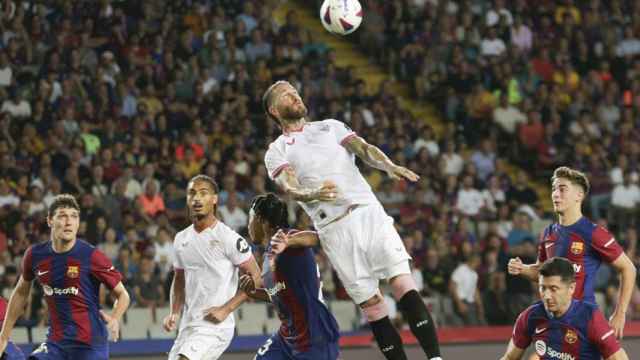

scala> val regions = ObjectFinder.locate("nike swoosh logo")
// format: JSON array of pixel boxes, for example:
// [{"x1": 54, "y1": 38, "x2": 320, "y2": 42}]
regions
[
  {"x1": 545, "y1": 243, "x2": 554, "y2": 249},
  {"x1": 535, "y1": 327, "x2": 546, "y2": 334},
  {"x1": 37, "y1": 270, "x2": 49, "y2": 276}
]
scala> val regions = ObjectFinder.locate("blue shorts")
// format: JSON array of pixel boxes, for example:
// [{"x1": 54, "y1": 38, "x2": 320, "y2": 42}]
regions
[
  {"x1": 27, "y1": 342, "x2": 107, "y2": 360},
  {"x1": 254, "y1": 334, "x2": 339, "y2": 360},
  {"x1": 2, "y1": 341, "x2": 25, "y2": 360}
]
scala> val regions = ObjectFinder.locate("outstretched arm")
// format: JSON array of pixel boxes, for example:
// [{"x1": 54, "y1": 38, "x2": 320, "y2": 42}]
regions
[
  {"x1": 274, "y1": 167, "x2": 338, "y2": 202},
  {"x1": 270, "y1": 229, "x2": 319, "y2": 254},
  {"x1": 342, "y1": 135, "x2": 419, "y2": 181}
]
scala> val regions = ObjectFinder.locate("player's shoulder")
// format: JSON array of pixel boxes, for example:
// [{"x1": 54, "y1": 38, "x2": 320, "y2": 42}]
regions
[
  {"x1": 523, "y1": 300, "x2": 547, "y2": 319},
  {"x1": 76, "y1": 239, "x2": 97, "y2": 251},
  {"x1": 27, "y1": 241, "x2": 52, "y2": 259},
  {"x1": 211, "y1": 221, "x2": 244, "y2": 242},
  {"x1": 175, "y1": 224, "x2": 195, "y2": 240},
  {"x1": 267, "y1": 134, "x2": 287, "y2": 149},
  {"x1": 573, "y1": 299, "x2": 599, "y2": 315}
]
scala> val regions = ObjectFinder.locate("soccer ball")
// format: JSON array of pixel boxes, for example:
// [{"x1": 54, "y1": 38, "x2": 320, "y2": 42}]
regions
[{"x1": 320, "y1": 0, "x2": 363, "y2": 35}]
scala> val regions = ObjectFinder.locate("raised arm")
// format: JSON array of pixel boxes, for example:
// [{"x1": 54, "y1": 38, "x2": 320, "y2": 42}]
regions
[
  {"x1": 274, "y1": 167, "x2": 338, "y2": 202},
  {"x1": 0, "y1": 276, "x2": 32, "y2": 353},
  {"x1": 342, "y1": 135, "x2": 419, "y2": 181},
  {"x1": 508, "y1": 257, "x2": 541, "y2": 282},
  {"x1": 270, "y1": 229, "x2": 319, "y2": 254}
]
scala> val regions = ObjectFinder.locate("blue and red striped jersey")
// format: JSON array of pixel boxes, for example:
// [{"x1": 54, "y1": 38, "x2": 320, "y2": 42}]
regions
[
  {"x1": 537, "y1": 217, "x2": 623, "y2": 304},
  {"x1": 263, "y1": 232, "x2": 339, "y2": 354},
  {"x1": 0, "y1": 296, "x2": 6, "y2": 324},
  {"x1": 512, "y1": 300, "x2": 620, "y2": 360},
  {"x1": 21, "y1": 240, "x2": 122, "y2": 346}
]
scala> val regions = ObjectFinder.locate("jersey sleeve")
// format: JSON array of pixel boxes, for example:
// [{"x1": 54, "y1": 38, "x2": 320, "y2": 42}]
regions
[
  {"x1": 223, "y1": 229, "x2": 253, "y2": 266},
  {"x1": 21, "y1": 246, "x2": 34, "y2": 281},
  {"x1": 90, "y1": 249, "x2": 123, "y2": 290},
  {"x1": 173, "y1": 234, "x2": 184, "y2": 270},
  {"x1": 512, "y1": 306, "x2": 533, "y2": 349},
  {"x1": 537, "y1": 227, "x2": 549, "y2": 263},
  {"x1": 265, "y1": 142, "x2": 289, "y2": 180},
  {"x1": 325, "y1": 119, "x2": 357, "y2": 145},
  {"x1": 0, "y1": 297, "x2": 7, "y2": 323},
  {"x1": 591, "y1": 226, "x2": 624, "y2": 263},
  {"x1": 587, "y1": 308, "x2": 620, "y2": 358}
]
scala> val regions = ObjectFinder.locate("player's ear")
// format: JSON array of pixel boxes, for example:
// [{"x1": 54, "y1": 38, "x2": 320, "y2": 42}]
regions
[
  {"x1": 568, "y1": 281, "x2": 576, "y2": 295},
  {"x1": 268, "y1": 104, "x2": 280, "y2": 120}
]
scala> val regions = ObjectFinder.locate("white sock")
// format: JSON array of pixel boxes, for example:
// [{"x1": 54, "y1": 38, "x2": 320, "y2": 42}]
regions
[{"x1": 430, "y1": 357, "x2": 443, "y2": 360}]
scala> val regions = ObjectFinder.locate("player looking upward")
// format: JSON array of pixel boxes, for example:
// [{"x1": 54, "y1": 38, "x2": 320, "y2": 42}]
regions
[{"x1": 262, "y1": 80, "x2": 441, "y2": 360}]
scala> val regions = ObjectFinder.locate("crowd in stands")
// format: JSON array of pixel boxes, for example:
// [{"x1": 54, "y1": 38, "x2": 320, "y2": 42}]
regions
[{"x1": 0, "y1": 0, "x2": 638, "y2": 333}]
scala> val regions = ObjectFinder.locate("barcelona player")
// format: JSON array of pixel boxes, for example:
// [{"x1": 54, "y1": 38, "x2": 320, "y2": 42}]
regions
[
  {"x1": 240, "y1": 193, "x2": 340, "y2": 360},
  {"x1": 501, "y1": 257, "x2": 628, "y2": 360},
  {"x1": 508, "y1": 167, "x2": 636, "y2": 338},
  {"x1": 0, "y1": 194, "x2": 130, "y2": 359}
]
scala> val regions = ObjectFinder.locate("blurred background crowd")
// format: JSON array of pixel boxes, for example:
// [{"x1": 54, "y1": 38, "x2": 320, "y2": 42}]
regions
[{"x1": 0, "y1": 0, "x2": 639, "y2": 332}]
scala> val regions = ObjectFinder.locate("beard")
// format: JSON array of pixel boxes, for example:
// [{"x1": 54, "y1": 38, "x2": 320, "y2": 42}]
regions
[{"x1": 280, "y1": 103, "x2": 308, "y2": 120}]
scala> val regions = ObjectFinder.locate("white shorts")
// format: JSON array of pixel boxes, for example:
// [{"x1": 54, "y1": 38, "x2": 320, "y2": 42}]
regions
[
  {"x1": 168, "y1": 325, "x2": 234, "y2": 360},
  {"x1": 317, "y1": 203, "x2": 411, "y2": 304}
]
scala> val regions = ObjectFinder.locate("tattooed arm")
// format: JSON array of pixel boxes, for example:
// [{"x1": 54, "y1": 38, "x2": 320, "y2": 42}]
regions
[
  {"x1": 343, "y1": 135, "x2": 420, "y2": 182},
  {"x1": 274, "y1": 166, "x2": 338, "y2": 202}
]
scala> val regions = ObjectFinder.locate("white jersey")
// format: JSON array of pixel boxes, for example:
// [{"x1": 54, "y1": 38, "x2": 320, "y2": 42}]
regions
[
  {"x1": 173, "y1": 221, "x2": 252, "y2": 330},
  {"x1": 265, "y1": 119, "x2": 379, "y2": 228}
]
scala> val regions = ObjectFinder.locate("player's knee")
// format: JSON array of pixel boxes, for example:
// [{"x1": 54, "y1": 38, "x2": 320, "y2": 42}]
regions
[
  {"x1": 389, "y1": 273, "x2": 417, "y2": 301},
  {"x1": 360, "y1": 293, "x2": 388, "y2": 322}
]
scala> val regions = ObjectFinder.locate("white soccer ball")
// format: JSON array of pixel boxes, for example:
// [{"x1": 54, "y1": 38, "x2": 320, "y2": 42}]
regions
[{"x1": 319, "y1": 0, "x2": 363, "y2": 36}]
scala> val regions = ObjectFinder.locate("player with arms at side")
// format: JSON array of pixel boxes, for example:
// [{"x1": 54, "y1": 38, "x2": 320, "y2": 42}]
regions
[
  {"x1": 0, "y1": 194, "x2": 130, "y2": 360},
  {"x1": 0, "y1": 297, "x2": 24, "y2": 359},
  {"x1": 262, "y1": 81, "x2": 441, "y2": 360},
  {"x1": 501, "y1": 257, "x2": 629, "y2": 360},
  {"x1": 239, "y1": 193, "x2": 340, "y2": 360},
  {"x1": 162, "y1": 175, "x2": 262, "y2": 360},
  {"x1": 508, "y1": 167, "x2": 636, "y2": 338}
]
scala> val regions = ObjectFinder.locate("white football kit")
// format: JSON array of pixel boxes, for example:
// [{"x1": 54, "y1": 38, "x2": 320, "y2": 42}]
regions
[
  {"x1": 265, "y1": 119, "x2": 411, "y2": 304},
  {"x1": 168, "y1": 221, "x2": 252, "y2": 360}
]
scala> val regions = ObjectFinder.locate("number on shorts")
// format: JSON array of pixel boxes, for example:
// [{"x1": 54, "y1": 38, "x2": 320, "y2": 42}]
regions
[{"x1": 257, "y1": 338, "x2": 273, "y2": 356}]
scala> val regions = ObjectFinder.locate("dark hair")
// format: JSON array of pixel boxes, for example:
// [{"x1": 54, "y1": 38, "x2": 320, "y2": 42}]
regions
[
  {"x1": 551, "y1": 166, "x2": 590, "y2": 196},
  {"x1": 188, "y1": 174, "x2": 219, "y2": 193},
  {"x1": 262, "y1": 80, "x2": 288, "y2": 122},
  {"x1": 250, "y1": 193, "x2": 289, "y2": 229},
  {"x1": 539, "y1": 257, "x2": 575, "y2": 284},
  {"x1": 48, "y1": 194, "x2": 80, "y2": 218}
]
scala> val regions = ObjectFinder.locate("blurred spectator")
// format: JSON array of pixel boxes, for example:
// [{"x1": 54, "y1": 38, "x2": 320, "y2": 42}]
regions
[
  {"x1": 133, "y1": 256, "x2": 165, "y2": 308},
  {"x1": 218, "y1": 192, "x2": 248, "y2": 233},
  {"x1": 449, "y1": 246, "x2": 485, "y2": 326}
]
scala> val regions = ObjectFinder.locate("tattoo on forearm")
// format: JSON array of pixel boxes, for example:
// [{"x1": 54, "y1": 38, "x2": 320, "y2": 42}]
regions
[
  {"x1": 276, "y1": 168, "x2": 318, "y2": 202},
  {"x1": 347, "y1": 138, "x2": 393, "y2": 171}
]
